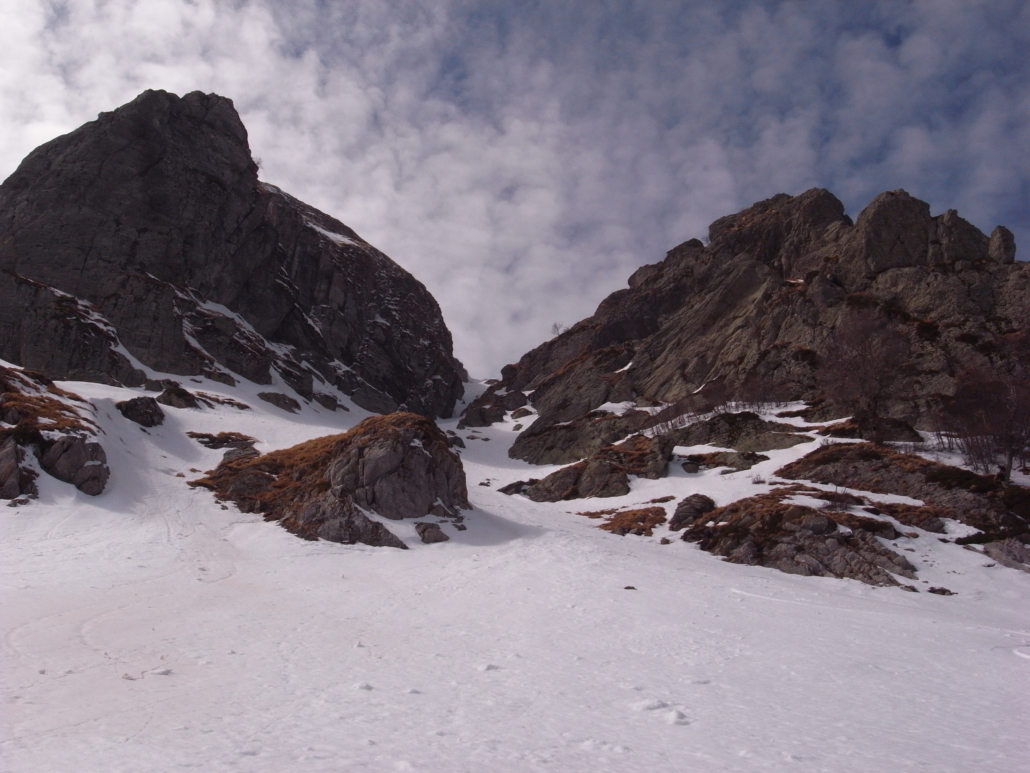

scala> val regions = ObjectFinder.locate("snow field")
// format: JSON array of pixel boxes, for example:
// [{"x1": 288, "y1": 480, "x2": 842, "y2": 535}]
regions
[{"x1": 1, "y1": 379, "x2": 1028, "y2": 772}]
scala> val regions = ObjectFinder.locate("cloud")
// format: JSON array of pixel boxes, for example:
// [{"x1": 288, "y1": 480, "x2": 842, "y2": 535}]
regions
[{"x1": 1, "y1": 0, "x2": 1028, "y2": 377}]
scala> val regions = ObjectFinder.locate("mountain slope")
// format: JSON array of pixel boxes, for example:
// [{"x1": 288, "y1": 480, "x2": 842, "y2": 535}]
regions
[{"x1": 0, "y1": 90, "x2": 464, "y2": 417}]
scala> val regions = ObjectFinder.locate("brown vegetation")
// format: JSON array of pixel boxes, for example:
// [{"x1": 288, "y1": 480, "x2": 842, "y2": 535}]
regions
[{"x1": 597, "y1": 507, "x2": 668, "y2": 536}]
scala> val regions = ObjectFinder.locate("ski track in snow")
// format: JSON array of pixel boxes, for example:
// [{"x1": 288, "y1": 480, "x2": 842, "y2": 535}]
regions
[{"x1": 1, "y1": 377, "x2": 1028, "y2": 772}]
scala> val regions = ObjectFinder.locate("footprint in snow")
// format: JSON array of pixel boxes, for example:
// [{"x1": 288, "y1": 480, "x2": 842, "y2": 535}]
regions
[
  {"x1": 355, "y1": 682, "x2": 374, "y2": 690},
  {"x1": 476, "y1": 664, "x2": 500, "y2": 672},
  {"x1": 666, "y1": 709, "x2": 691, "y2": 725},
  {"x1": 630, "y1": 698, "x2": 668, "y2": 711},
  {"x1": 151, "y1": 668, "x2": 173, "y2": 676}
]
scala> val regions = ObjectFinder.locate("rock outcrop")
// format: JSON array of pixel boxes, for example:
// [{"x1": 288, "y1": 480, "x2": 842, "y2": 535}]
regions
[
  {"x1": 0, "y1": 364, "x2": 109, "y2": 498},
  {"x1": 775, "y1": 443, "x2": 1030, "y2": 539},
  {"x1": 191, "y1": 412, "x2": 470, "y2": 548},
  {"x1": 521, "y1": 435, "x2": 673, "y2": 502},
  {"x1": 465, "y1": 188, "x2": 1027, "y2": 459},
  {"x1": 0, "y1": 90, "x2": 465, "y2": 418},
  {"x1": 679, "y1": 488, "x2": 918, "y2": 586}
]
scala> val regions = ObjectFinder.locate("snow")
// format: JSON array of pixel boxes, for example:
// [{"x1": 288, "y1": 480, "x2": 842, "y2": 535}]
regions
[
  {"x1": 306, "y1": 221, "x2": 360, "y2": 246},
  {"x1": 1, "y1": 376, "x2": 1028, "y2": 772}
]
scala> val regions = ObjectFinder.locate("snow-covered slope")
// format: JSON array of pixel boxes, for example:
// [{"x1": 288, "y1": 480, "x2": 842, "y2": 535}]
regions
[{"x1": 2, "y1": 374, "x2": 1027, "y2": 773}]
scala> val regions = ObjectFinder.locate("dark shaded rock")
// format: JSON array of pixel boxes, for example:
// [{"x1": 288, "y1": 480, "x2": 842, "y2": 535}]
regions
[
  {"x1": 819, "y1": 416, "x2": 922, "y2": 443},
  {"x1": 510, "y1": 410, "x2": 649, "y2": 465},
  {"x1": 116, "y1": 396, "x2": 165, "y2": 427},
  {"x1": 0, "y1": 89, "x2": 465, "y2": 418},
  {"x1": 258, "y1": 392, "x2": 301, "y2": 413},
  {"x1": 668, "y1": 494, "x2": 716, "y2": 531},
  {"x1": 187, "y1": 431, "x2": 257, "y2": 450},
  {"x1": 776, "y1": 443, "x2": 1028, "y2": 535},
  {"x1": 498, "y1": 479, "x2": 538, "y2": 496},
  {"x1": 462, "y1": 401, "x2": 506, "y2": 427},
  {"x1": 0, "y1": 435, "x2": 36, "y2": 499},
  {"x1": 982, "y1": 538, "x2": 1030, "y2": 572},
  {"x1": 511, "y1": 407, "x2": 533, "y2": 420},
  {"x1": 525, "y1": 435, "x2": 673, "y2": 502},
  {"x1": 447, "y1": 435, "x2": 466, "y2": 448},
  {"x1": 312, "y1": 392, "x2": 344, "y2": 411},
  {"x1": 928, "y1": 586, "x2": 955, "y2": 596},
  {"x1": 681, "y1": 461, "x2": 700, "y2": 473},
  {"x1": 686, "y1": 450, "x2": 769, "y2": 472},
  {"x1": 415, "y1": 522, "x2": 450, "y2": 544},
  {"x1": 39, "y1": 436, "x2": 109, "y2": 495},
  {"x1": 662, "y1": 411, "x2": 808, "y2": 453},
  {"x1": 157, "y1": 385, "x2": 201, "y2": 409},
  {"x1": 680, "y1": 491, "x2": 917, "y2": 586},
  {"x1": 191, "y1": 413, "x2": 469, "y2": 548}
]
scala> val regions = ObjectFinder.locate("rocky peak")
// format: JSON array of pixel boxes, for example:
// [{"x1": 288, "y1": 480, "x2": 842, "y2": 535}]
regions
[
  {"x1": 463, "y1": 187, "x2": 1027, "y2": 462},
  {"x1": 0, "y1": 90, "x2": 465, "y2": 417}
]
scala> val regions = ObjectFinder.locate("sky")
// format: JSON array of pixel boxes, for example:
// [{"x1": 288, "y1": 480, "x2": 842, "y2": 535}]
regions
[{"x1": 2, "y1": 0, "x2": 1028, "y2": 378}]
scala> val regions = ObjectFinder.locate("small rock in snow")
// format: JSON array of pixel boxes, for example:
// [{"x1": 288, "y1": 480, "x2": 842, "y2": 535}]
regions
[{"x1": 355, "y1": 682, "x2": 374, "y2": 690}]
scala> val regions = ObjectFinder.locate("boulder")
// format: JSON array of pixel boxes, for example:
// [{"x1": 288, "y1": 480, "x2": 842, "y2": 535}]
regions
[
  {"x1": 157, "y1": 385, "x2": 201, "y2": 409},
  {"x1": 416, "y1": 522, "x2": 450, "y2": 544},
  {"x1": 39, "y1": 436, "x2": 110, "y2": 495},
  {"x1": 191, "y1": 412, "x2": 470, "y2": 548},
  {"x1": 116, "y1": 396, "x2": 165, "y2": 427},
  {"x1": 668, "y1": 494, "x2": 716, "y2": 531}
]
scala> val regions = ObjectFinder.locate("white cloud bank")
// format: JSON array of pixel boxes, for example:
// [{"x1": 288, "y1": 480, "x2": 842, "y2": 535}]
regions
[{"x1": 2, "y1": 0, "x2": 1028, "y2": 376}]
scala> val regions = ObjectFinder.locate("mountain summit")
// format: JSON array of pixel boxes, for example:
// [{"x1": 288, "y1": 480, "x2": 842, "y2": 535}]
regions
[
  {"x1": 463, "y1": 187, "x2": 1027, "y2": 461},
  {"x1": 0, "y1": 90, "x2": 465, "y2": 417}
]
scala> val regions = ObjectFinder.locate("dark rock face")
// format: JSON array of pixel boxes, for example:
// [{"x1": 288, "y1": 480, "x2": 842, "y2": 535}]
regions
[
  {"x1": 680, "y1": 490, "x2": 918, "y2": 586},
  {"x1": 466, "y1": 188, "x2": 1028, "y2": 455},
  {"x1": 191, "y1": 412, "x2": 470, "y2": 548},
  {"x1": 116, "y1": 396, "x2": 165, "y2": 427},
  {"x1": 0, "y1": 364, "x2": 109, "y2": 497},
  {"x1": 0, "y1": 89, "x2": 465, "y2": 418}
]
